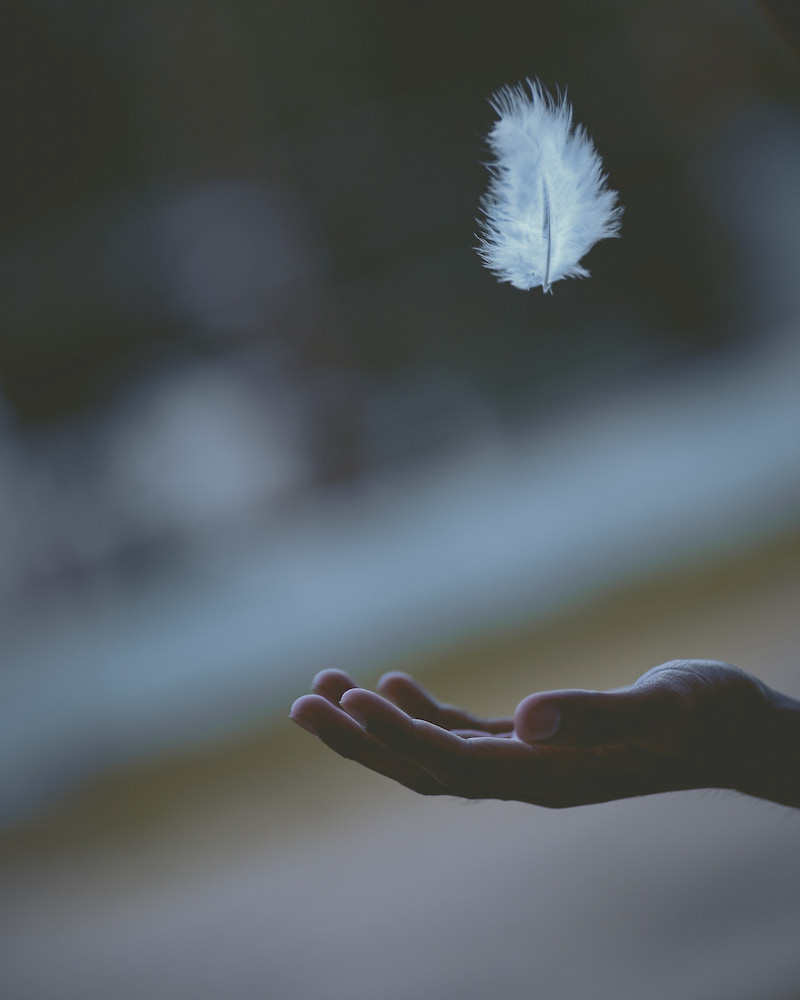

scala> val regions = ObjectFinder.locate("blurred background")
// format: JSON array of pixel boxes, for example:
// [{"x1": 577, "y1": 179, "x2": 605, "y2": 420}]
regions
[{"x1": 1, "y1": 0, "x2": 800, "y2": 997}]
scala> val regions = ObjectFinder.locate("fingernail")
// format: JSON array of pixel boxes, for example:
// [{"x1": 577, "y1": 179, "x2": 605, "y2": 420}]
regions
[
  {"x1": 518, "y1": 703, "x2": 561, "y2": 742},
  {"x1": 339, "y1": 698, "x2": 366, "y2": 728},
  {"x1": 290, "y1": 714, "x2": 319, "y2": 737}
]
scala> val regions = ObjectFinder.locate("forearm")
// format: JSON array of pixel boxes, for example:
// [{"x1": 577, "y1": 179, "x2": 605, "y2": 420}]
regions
[{"x1": 736, "y1": 686, "x2": 800, "y2": 808}]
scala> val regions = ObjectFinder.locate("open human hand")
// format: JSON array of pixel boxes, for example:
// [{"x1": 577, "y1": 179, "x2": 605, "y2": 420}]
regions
[{"x1": 290, "y1": 661, "x2": 800, "y2": 808}]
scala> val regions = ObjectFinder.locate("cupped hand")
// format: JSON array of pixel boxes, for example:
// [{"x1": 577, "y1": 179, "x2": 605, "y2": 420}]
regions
[{"x1": 290, "y1": 661, "x2": 780, "y2": 808}]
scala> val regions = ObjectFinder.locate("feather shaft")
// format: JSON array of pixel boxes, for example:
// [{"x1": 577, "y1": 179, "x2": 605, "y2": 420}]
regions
[{"x1": 542, "y1": 179, "x2": 552, "y2": 294}]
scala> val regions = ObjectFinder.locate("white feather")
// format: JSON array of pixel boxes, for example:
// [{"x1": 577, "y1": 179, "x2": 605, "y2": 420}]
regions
[{"x1": 476, "y1": 79, "x2": 622, "y2": 293}]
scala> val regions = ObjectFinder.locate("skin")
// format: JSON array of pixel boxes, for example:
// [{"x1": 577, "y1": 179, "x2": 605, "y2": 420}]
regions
[{"x1": 290, "y1": 660, "x2": 800, "y2": 809}]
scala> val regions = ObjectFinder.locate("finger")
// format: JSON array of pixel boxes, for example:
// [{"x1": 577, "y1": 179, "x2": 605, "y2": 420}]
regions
[
  {"x1": 452, "y1": 729, "x2": 514, "y2": 739},
  {"x1": 290, "y1": 695, "x2": 445, "y2": 795},
  {"x1": 375, "y1": 672, "x2": 443, "y2": 719},
  {"x1": 377, "y1": 672, "x2": 513, "y2": 734},
  {"x1": 514, "y1": 685, "x2": 684, "y2": 748},
  {"x1": 311, "y1": 669, "x2": 359, "y2": 705},
  {"x1": 340, "y1": 689, "x2": 472, "y2": 787}
]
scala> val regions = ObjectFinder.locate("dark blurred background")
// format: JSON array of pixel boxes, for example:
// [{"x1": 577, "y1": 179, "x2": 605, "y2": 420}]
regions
[
  {"x1": 2, "y1": 0, "x2": 793, "y2": 498},
  {"x1": 1, "y1": 2, "x2": 800, "y2": 998}
]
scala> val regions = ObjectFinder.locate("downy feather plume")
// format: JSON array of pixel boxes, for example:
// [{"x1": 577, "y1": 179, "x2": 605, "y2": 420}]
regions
[{"x1": 476, "y1": 79, "x2": 622, "y2": 293}]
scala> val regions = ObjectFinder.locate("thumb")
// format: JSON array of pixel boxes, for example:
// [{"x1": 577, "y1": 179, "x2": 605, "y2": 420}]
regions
[{"x1": 514, "y1": 685, "x2": 681, "y2": 747}]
